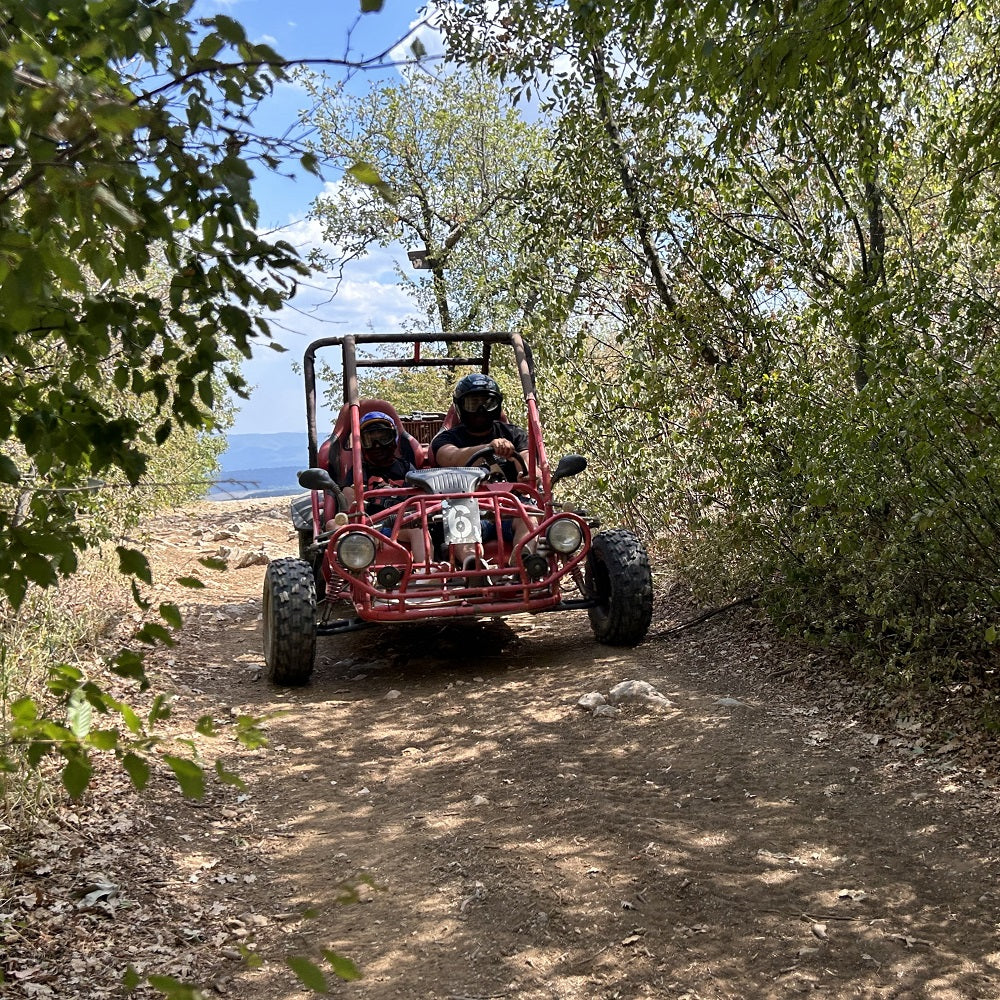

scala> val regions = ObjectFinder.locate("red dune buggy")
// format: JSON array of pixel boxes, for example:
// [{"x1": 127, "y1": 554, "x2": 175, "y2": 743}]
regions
[{"x1": 262, "y1": 331, "x2": 653, "y2": 685}]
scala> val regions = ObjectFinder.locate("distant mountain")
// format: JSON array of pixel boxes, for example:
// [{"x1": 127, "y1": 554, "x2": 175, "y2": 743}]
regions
[
  {"x1": 209, "y1": 432, "x2": 312, "y2": 501},
  {"x1": 220, "y1": 432, "x2": 308, "y2": 470}
]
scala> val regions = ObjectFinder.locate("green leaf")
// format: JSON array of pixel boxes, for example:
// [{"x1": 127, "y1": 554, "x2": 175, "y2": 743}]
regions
[
  {"x1": 175, "y1": 576, "x2": 206, "y2": 589},
  {"x1": 117, "y1": 546, "x2": 152, "y2": 585},
  {"x1": 198, "y1": 556, "x2": 228, "y2": 571},
  {"x1": 114, "y1": 700, "x2": 143, "y2": 735},
  {"x1": 67, "y1": 690, "x2": 93, "y2": 739},
  {"x1": 346, "y1": 161, "x2": 384, "y2": 187},
  {"x1": 130, "y1": 579, "x2": 152, "y2": 612},
  {"x1": 987, "y1": 626, "x2": 997, "y2": 644},
  {"x1": 163, "y1": 754, "x2": 206, "y2": 799},
  {"x1": 346, "y1": 162, "x2": 397, "y2": 204},
  {"x1": 209, "y1": 13, "x2": 247, "y2": 45},
  {"x1": 285, "y1": 956, "x2": 328, "y2": 993},
  {"x1": 62, "y1": 752, "x2": 93, "y2": 799},
  {"x1": 111, "y1": 649, "x2": 149, "y2": 687},
  {"x1": 323, "y1": 950, "x2": 362, "y2": 982},
  {"x1": 0, "y1": 452, "x2": 20, "y2": 484},
  {"x1": 121, "y1": 965, "x2": 142, "y2": 990},
  {"x1": 155, "y1": 421, "x2": 172, "y2": 446},
  {"x1": 234, "y1": 714, "x2": 269, "y2": 750},
  {"x1": 300, "y1": 151, "x2": 320, "y2": 176},
  {"x1": 86, "y1": 729, "x2": 119, "y2": 751},
  {"x1": 122, "y1": 752, "x2": 151, "y2": 791},
  {"x1": 136, "y1": 622, "x2": 176, "y2": 647},
  {"x1": 410, "y1": 37, "x2": 427, "y2": 60},
  {"x1": 148, "y1": 694, "x2": 172, "y2": 725},
  {"x1": 146, "y1": 975, "x2": 202, "y2": 999},
  {"x1": 10, "y1": 696, "x2": 39, "y2": 725},
  {"x1": 215, "y1": 758, "x2": 247, "y2": 790},
  {"x1": 159, "y1": 602, "x2": 183, "y2": 629},
  {"x1": 360, "y1": 0, "x2": 384, "y2": 10},
  {"x1": 47, "y1": 664, "x2": 84, "y2": 696},
  {"x1": 195, "y1": 715, "x2": 217, "y2": 736},
  {"x1": 240, "y1": 943, "x2": 264, "y2": 969}
]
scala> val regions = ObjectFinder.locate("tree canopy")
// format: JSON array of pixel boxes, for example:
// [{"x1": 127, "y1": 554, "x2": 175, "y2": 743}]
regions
[
  {"x1": 0, "y1": 0, "x2": 312, "y2": 607},
  {"x1": 437, "y1": 0, "x2": 1000, "y2": 679},
  {"x1": 301, "y1": 64, "x2": 551, "y2": 334}
]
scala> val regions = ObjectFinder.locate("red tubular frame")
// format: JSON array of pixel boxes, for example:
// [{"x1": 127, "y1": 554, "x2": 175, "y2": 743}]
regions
[{"x1": 303, "y1": 331, "x2": 587, "y2": 624}]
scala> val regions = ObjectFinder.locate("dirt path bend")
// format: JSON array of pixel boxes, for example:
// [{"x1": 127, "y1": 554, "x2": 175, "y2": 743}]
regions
[{"x1": 7, "y1": 499, "x2": 1000, "y2": 1000}]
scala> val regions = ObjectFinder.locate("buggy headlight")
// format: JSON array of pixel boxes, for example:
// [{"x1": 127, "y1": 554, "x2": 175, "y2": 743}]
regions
[
  {"x1": 546, "y1": 516, "x2": 583, "y2": 554},
  {"x1": 337, "y1": 532, "x2": 377, "y2": 570}
]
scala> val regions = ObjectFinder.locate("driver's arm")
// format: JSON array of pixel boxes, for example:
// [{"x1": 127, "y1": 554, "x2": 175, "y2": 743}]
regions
[{"x1": 436, "y1": 437, "x2": 517, "y2": 466}]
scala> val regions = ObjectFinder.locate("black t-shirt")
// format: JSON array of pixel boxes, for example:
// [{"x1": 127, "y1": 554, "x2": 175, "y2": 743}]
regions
[
  {"x1": 343, "y1": 456, "x2": 414, "y2": 490},
  {"x1": 431, "y1": 420, "x2": 529, "y2": 460}
]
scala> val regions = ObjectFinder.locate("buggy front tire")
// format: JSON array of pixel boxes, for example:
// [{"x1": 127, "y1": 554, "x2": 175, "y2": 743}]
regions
[
  {"x1": 586, "y1": 529, "x2": 653, "y2": 647},
  {"x1": 262, "y1": 557, "x2": 317, "y2": 686}
]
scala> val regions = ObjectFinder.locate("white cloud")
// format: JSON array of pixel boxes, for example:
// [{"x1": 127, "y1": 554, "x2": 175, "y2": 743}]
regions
[
  {"x1": 231, "y1": 212, "x2": 422, "y2": 435},
  {"x1": 387, "y1": 5, "x2": 446, "y2": 65}
]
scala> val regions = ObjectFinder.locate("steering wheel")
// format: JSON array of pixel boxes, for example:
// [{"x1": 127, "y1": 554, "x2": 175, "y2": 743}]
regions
[{"x1": 468, "y1": 446, "x2": 528, "y2": 483}]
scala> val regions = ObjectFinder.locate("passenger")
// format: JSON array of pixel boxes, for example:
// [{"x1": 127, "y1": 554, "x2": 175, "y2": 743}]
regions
[
  {"x1": 431, "y1": 374, "x2": 533, "y2": 568},
  {"x1": 335, "y1": 411, "x2": 428, "y2": 564}
]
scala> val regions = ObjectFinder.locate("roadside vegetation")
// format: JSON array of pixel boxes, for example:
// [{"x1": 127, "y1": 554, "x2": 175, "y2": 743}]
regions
[
  {"x1": 309, "y1": 1, "x2": 1000, "y2": 694},
  {"x1": 5, "y1": 0, "x2": 1000, "y2": 991}
]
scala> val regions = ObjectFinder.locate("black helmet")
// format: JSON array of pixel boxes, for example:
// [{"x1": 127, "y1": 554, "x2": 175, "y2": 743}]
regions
[{"x1": 453, "y1": 373, "x2": 502, "y2": 430}]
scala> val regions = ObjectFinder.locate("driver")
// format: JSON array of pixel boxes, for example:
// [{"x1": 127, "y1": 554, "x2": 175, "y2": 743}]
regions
[
  {"x1": 431, "y1": 373, "x2": 529, "y2": 469},
  {"x1": 431, "y1": 374, "x2": 533, "y2": 568}
]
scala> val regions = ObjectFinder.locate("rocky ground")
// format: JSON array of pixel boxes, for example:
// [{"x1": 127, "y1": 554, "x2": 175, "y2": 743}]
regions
[{"x1": 4, "y1": 499, "x2": 1000, "y2": 999}]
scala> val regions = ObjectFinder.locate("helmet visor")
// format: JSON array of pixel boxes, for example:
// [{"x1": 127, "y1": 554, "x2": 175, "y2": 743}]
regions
[
  {"x1": 459, "y1": 392, "x2": 501, "y2": 415},
  {"x1": 360, "y1": 424, "x2": 397, "y2": 449}
]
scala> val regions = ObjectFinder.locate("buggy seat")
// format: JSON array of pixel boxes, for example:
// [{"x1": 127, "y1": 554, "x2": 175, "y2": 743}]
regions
[
  {"x1": 318, "y1": 399, "x2": 426, "y2": 487},
  {"x1": 405, "y1": 467, "x2": 489, "y2": 494}
]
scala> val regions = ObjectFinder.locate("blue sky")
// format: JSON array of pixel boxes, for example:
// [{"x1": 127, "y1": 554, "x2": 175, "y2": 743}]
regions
[{"x1": 196, "y1": 0, "x2": 437, "y2": 435}]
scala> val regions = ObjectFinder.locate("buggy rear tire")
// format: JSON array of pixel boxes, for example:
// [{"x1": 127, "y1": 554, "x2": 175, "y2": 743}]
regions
[
  {"x1": 586, "y1": 529, "x2": 653, "y2": 646},
  {"x1": 262, "y1": 557, "x2": 316, "y2": 686}
]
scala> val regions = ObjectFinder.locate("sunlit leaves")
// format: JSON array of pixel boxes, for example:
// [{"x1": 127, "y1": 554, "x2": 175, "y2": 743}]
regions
[
  {"x1": 300, "y1": 65, "x2": 550, "y2": 337},
  {"x1": 437, "y1": 0, "x2": 1000, "y2": 678},
  {"x1": 286, "y1": 957, "x2": 329, "y2": 993},
  {"x1": 67, "y1": 690, "x2": 93, "y2": 740},
  {"x1": 323, "y1": 950, "x2": 363, "y2": 982},
  {"x1": 345, "y1": 162, "x2": 398, "y2": 205},
  {"x1": 0, "y1": 0, "x2": 307, "y2": 613},
  {"x1": 215, "y1": 759, "x2": 247, "y2": 790}
]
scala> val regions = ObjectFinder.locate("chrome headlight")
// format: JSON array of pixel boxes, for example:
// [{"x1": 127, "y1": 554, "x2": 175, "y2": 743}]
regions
[
  {"x1": 546, "y1": 516, "x2": 584, "y2": 554},
  {"x1": 337, "y1": 531, "x2": 377, "y2": 570}
]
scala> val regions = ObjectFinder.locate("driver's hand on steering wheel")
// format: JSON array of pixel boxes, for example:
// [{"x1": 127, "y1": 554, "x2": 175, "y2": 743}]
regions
[{"x1": 490, "y1": 437, "x2": 515, "y2": 459}]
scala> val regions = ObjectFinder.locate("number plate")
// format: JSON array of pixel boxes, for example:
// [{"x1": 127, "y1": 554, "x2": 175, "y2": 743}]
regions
[{"x1": 443, "y1": 499, "x2": 482, "y2": 544}]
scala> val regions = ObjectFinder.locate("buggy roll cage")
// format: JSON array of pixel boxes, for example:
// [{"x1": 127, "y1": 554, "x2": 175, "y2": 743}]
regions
[{"x1": 302, "y1": 331, "x2": 552, "y2": 496}]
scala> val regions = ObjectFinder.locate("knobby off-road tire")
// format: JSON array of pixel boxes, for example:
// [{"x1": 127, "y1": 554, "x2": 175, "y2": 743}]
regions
[
  {"x1": 586, "y1": 529, "x2": 653, "y2": 646},
  {"x1": 262, "y1": 557, "x2": 317, "y2": 686}
]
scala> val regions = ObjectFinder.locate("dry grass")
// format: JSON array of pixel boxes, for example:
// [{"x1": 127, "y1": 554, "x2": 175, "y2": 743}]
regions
[{"x1": 0, "y1": 546, "x2": 132, "y2": 827}]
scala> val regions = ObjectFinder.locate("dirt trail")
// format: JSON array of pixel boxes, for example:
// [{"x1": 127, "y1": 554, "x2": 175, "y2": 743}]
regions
[{"x1": 6, "y1": 499, "x2": 1000, "y2": 1000}]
